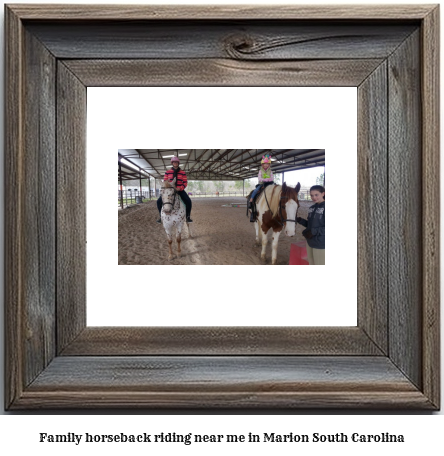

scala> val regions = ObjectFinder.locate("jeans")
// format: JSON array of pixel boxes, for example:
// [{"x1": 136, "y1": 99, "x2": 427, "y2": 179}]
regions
[
  {"x1": 251, "y1": 181, "x2": 275, "y2": 202},
  {"x1": 157, "y1": 190, "x2": 192, "y2": 218},
  {"x1": 250, "y1": 186, "x2": 261, "y2": 201}
]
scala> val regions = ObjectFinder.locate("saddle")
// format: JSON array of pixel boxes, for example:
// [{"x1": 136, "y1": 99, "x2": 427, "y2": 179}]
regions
[
  {"x1": 252, "y1": 182, "x2": 275, "y2": 203},
  {"x1": 177, "y1": 193, "x2": 186, "y2": 208},
  {"x1": 246, "y1": 182, "x2": 275, "y2": 221}
]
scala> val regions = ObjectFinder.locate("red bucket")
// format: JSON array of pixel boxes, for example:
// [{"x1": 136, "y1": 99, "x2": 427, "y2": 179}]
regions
[{"x1": 289, "y1": 241, "x2": 309, "y2": 265}]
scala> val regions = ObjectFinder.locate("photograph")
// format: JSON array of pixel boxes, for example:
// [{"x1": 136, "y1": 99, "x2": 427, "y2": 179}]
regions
[{"x1": 118, "y1": 149, "x2": 326, "y2": 265}]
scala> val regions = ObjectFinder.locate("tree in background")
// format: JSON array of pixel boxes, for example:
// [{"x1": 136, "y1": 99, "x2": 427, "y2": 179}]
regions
[
  {"x1": 234, "y1": 180, "x2": 244, "y2": 194},
  {"x1": 197, "y1": 181, "x2": 209, "y2": 193},
  {"x1": 213, "y1": 181, "x2": 226, "y2": 192},
  {"x1": 316, "y1": 173, "x2": 325, "y2": 186},
  {"x1": 244, "y1": 179, "x2": 255, "y2": 192},
  {"x1": 187, "y1": 181, "x2": 197, "y2": 193},
  {"x1": 226, "y1": 180, "x2": 236, "y2": 191}
]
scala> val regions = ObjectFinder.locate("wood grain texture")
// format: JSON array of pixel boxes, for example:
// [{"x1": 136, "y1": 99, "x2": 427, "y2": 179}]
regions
[
  {"x1": 16, "y1": 390, "x2": 433, "y2": 410},
  {"x1": 56, "y1": 62, "x2": 87, "y2": 353},
  {"x1": 21, "y1": 28, "x2": 57, "y2": 387},
  {"x1": 26, "y1": 23, "x2": 416, "y2": 60},
  {"x1": 421, "y1": 6, "x2": 440, "y2": 409},
  {"x1": 388, "y1": 30, "x2": 422, "y2": 389},
  {"x1": 13, "y1": 356, "x2": 433, "y2": 409},
  {"x1": 64, "y1": 59, "x2": 384, "y2": 87},
  {"x1": 357, "y1": 62, "x2": 388, "y2": 354},
  {"x1": 7, "y1": 4, "x2": 435, "y2": 20},
  {"x1": 61, "y1": 327, "x2": 383, "y2": 356},
  {"x1": 5, "y1": 4, "x2": 24, "y2": 410},
  {"x1": 28, "y1": 357, "x2": 419, "y2": 390}
]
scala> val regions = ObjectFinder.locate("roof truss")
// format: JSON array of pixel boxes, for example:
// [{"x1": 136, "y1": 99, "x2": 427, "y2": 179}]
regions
[{"x1": 118, "y1": 149, "x2": 325, "y2": 181}]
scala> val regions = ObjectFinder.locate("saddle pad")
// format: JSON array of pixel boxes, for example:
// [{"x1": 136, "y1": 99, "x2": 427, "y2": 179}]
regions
[{"x1": 178, "y1": 194, "x2": 186, "y2": 208}]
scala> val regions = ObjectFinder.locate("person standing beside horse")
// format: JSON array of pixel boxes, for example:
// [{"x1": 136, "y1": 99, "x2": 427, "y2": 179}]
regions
[
  {"x1": 297, "y1": 185, "x2": 325, "y2": 265},
  {"x1": 248, "y1": 154, "x2": 274, "y2": 222},
  {"x1": 157, "y1": 156, "x2": 193, "y2": 223}
]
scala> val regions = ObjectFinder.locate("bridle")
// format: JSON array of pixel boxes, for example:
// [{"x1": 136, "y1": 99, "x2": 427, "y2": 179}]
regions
[
  {"x1": 278, "y1": 195, "x2": 299, "y2": 226},
  {"x1": 161, "y1": 187, "x2": 178, "y2": 212},
  {"x1": 264, "y1": 187, "x2": 298, "y2": 227}
]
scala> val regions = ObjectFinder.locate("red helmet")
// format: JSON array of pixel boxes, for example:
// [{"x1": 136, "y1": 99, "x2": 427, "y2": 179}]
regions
[{"x1": 171, "y1": 156, "x2": 180, "y2": 164}]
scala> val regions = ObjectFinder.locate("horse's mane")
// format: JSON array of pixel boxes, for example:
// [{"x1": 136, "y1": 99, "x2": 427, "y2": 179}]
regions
[
  {"x1": 262, "y1": 183, "x2": 299, "y2": 218},
  {"x1": 162, "y1": 180, "x2": 175, "y2": 189}
]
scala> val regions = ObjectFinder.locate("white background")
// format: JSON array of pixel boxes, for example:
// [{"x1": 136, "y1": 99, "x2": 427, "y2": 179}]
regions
[
  {"x1": 0, "y1": 0, "x2": 442, "y2": 447},
  {"x1": 87, "y1": 87, "x2": 357, "y2": 326}
]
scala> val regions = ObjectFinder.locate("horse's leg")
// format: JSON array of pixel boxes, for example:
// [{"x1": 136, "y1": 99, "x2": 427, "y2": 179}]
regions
[
  {"x1": 176, "y1": 235, "x2": 182, "y2": 257},
  {"x1": 165, "y1": 225, "x2": 174, "y2": 260},
  {"x1": 271, "y1": 231, "x2": 281, "y2": 265},
  {"x1": 176, "y1": 223, "x2": 183, "y2": 258},
  {"x1": 254, "y1": 221, "x2": 260, "y2": 245},
  {"x1": 167, "y1": 238, "x2": 174, "y2": 260},
  {"x1": 260, "y1": 228, "x2": 268, "y2": 261}
]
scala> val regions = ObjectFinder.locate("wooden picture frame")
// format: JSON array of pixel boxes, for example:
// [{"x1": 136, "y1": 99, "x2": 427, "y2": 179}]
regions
[{"x1": 5, "y1": 4, "x2": 440, "y2": 409}]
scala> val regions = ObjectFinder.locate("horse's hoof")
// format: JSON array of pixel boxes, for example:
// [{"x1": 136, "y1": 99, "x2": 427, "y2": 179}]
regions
[
  {"x1": 261, "y1": 254, "x2": 266, "y2": 261},
  {"x1": 177, "y1": 252, "x2": 181, "y2": 258},
  {"x1": 168, "y1": 255, "x2": 175, "y2": 261},
  {"x1": 272, "y1": 259, "x2": 277, "y2": 265}
]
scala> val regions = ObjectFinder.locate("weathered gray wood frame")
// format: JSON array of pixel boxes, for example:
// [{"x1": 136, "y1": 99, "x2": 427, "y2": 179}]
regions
[{"x1": 5, "y1": 5, "x2": 440, "y2": 409}]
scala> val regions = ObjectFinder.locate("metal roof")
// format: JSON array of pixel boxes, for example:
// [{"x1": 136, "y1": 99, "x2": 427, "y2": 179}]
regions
[{"x1": 118, "y1": 149, "x2": 325, "y2": 181}]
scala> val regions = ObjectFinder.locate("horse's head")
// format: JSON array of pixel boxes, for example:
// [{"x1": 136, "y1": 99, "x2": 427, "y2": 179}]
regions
[
  {"x1": 282, "y1": 182, "x2": 300, "y2": 237},
  {"x1": 160, "y1": 178, "x2": 176, "y2": 214}
]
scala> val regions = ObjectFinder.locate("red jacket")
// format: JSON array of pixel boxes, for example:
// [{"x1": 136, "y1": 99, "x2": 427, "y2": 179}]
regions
[{"x1": 164, "y1": 168, "x2": 188, "y2": 192}]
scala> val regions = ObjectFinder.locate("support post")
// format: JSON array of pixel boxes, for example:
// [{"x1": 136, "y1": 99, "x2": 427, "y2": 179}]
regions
[{"x1": 119, "y1": 159, "x2": 124, "y2": 209}]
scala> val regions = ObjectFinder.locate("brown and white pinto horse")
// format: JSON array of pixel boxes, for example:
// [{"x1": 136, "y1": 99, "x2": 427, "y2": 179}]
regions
[{"x1": 254, "y1": 182, "x2": 301, "y2": 264}]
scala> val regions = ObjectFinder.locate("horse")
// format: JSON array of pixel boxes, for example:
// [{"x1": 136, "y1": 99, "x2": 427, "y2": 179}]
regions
[
  {"x1": 250, "y1": 182, "x2": 301, "y2": 264},
  {"x1": 160, "y1": 178, "x2": 191, "y2": 260}
]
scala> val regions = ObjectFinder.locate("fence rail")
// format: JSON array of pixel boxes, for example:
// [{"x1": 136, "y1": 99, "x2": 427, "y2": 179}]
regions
[
  {"x1": 118, "y1": 187, "x2": 313, "y2": 208},
  {"x1": 118, "y1": 190, "x2": 153, "y2": 208}
]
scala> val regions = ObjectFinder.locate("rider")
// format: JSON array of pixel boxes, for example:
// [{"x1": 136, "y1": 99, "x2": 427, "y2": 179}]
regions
[
  {"x1": 248, "y1": 154, "x2": 274, "y2": 222},
  {"x1": 156, "y1": 156, "x2": 193, "y2": 223}
]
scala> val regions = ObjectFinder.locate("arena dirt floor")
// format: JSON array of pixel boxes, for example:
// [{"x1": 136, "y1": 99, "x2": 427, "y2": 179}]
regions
[{"x1": 118, "y1": 197, "x2": 311, "y2": 265}]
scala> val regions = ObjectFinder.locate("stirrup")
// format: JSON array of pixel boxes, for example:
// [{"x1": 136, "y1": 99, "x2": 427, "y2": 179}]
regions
[
  {"x1": 156, "y1": 218, "x2": 161, "y2": 223},
  {"x1": 250, "y1": 211, "x2": 256, "y2": 223}
]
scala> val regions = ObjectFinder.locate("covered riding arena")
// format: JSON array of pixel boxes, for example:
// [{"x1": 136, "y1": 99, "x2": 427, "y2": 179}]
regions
[{"x1": 118, "y1": 149, "x2": 325, "y2": 265}]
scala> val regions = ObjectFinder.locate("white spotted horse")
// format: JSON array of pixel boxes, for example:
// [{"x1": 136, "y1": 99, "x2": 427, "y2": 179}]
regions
[
  {"x1": 250, "y1": 182, "x2": 301, "y2": 264},
  {"x1": 160, "y1": 178, "x2": 192, "y2": 260}
]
